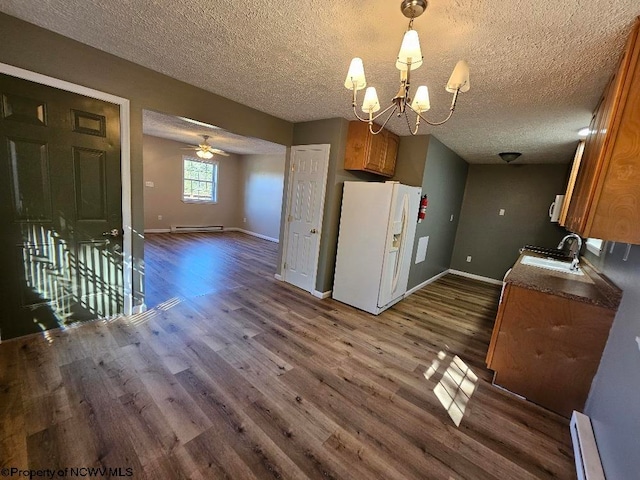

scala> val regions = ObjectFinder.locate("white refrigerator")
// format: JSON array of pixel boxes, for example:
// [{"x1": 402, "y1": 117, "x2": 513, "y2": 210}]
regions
[{"x1": 333, "y1": 181, "x2": 421, "y2": 315}]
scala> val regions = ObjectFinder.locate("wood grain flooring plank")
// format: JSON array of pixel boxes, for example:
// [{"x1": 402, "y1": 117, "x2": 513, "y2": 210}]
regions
[
  {"x1": 0, "y1": 233, "x2": 575, "y2": 479},
  {"x1": 280, "y1": 365, "x2": 461, "y2": 480},
  {"x1": 176, "y1": 367, "x2": 310, "y2": 480},
  {"x1": 59, "y1": 359, "x2": 145, "y2": 474},
  {"x1": 0, "y1": 340, "x2": 27, "y2": 469},
  {"x1": 121, "y1": 342, "x2": 213, "y2": 444}
]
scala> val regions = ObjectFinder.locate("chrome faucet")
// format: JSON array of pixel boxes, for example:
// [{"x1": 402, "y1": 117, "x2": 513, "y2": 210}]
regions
[{"x1": 558, "y1": 233, "x2": 583, "y2": 271}]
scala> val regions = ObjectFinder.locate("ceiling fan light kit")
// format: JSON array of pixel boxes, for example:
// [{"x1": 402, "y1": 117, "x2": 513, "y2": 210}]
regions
[
  {"x1": 184, "y1": 134, "x2": 229, "y2": 159},
  {"x1": 345, "y1": 0, "x2": 470, "y2": 135},
  {"x1": 196, "y1": 149, "x2": 214, "y2": 160}
]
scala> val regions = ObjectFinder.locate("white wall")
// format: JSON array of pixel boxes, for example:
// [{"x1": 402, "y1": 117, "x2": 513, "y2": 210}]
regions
[{"x1": 239, "y1": 153, "x2": 286, "y2": 241}]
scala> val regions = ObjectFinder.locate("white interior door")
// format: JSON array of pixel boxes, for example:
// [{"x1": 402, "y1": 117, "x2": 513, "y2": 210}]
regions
[{"x1": 283, "y1": 144, "x2": 330, "y2": 293}]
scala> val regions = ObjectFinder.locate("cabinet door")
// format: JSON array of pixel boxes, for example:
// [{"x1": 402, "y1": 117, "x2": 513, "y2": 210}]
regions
[
  {"x1": 559, "y1": 141, "x2": 584, "y2": 227},
  {"x1": 344, "y1": 121, "x2": 398, "y2": 177},
  {"x1": 564, "y1": 19, "x2": 640, "y2": 242},
  {"x1": 380, "y1": 132, "x2": 399, "y2": 177},
  {"x1": 363, "y1": 130, "x2": 387, "y2": 172},
  {"x1": 489, "y1": 285, "x2": 615, "y2": 418},
  {"x1": 565, "y1": 87, "x2": 611, "y2": 232},
  {"x1": 344, "y1": 121, "x2": 372, "y2": 171}
]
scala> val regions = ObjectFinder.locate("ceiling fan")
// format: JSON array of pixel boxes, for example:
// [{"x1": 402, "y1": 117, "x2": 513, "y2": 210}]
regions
[{"x1": 183, "y1": 135, "x2": 229, "y2": 159}]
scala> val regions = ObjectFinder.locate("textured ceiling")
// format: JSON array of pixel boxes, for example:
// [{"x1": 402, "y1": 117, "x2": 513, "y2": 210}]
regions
[
  {"x1": 1, "y1": 0, "x2": 638, "y2": 164},
  {"x1": 143, "y1": 110, "x2": 287, "y2": 155}
]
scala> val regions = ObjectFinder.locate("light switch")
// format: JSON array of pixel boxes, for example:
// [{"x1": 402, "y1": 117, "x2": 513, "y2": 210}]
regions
[
  {"x1": 499, "y1": 209, "x2": 505, "y2": 216},
  {"x1": 145, "y1": 181, "x2": 154, "y2": 187},
  {"x1": 636, "y1": 336, "x2": 640, "y2": 352},
  {"x1": 158, "y1": 215, "x2": 163, "y2": 220},
  {"x1": 466, "y1": 256, "x2": 472, "y2": 262}
]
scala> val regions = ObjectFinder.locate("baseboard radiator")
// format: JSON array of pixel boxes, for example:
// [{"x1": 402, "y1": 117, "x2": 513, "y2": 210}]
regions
[
  {"x1": 170, "y1": 225, "x2": 224, "y2": 233},
  {"x1": 570, "y1": 411, "x2": 606, "y2": 480}
]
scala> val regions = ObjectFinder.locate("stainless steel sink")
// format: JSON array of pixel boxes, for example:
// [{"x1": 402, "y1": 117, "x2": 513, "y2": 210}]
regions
[{"x1": 520, "y1": 255, "x2": 584, "y2": 275}]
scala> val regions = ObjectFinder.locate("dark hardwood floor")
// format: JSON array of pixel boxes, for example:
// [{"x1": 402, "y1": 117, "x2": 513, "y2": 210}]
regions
[
  {"x1": 144, "y1": 232, "x2": 279, "y2": 309},
  {"x1": 0, "y1": 232, "x2": 576, "y2": 479}
]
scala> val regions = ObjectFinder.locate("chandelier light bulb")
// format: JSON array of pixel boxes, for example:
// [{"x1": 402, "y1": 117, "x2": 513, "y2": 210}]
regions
[
  {"x1": 344, "y1": 57, "x2": 367, "y2": 90},
  {"x1": 411, "y1": 86, "x2": 431, "y2": 113},
  {"x1": 396, "y1": 30, "x2": 423, "y2": 71},
  {"x1": 446, "y1": 60, "x2": 471, "y2": 93},
  {"x1": 361, "y1": 87, "x2": 381, "y2": 113}
]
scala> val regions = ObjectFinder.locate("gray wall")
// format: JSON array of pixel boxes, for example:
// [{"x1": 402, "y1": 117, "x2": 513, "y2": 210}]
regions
[
  {"x1": 239, "y1": 153, "x2": 286, "y2": 240},
  {"x1": 583, "y1": 244, "x2": 640, "y2": 479},
  {"x1": 0, "y1": 12, "x2": 293, "y2": 307},
  {"x1": 451, "y1": 164, "x2": 570, "y2": 280},
  {"x1": 405, "y1": 137, "x2": 468, "y2": 289},
  {"x1": 281, "y1": 118, "x2": 379, "y2": 293},
  {"x1": 143, "y1": 135, "x2": 242, "y2": 230},
  {"x1": 281, "y1": 125, "x2": 469, "y2": 294}
]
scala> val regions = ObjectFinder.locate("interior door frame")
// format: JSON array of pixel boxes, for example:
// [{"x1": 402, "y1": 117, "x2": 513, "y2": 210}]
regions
[
  {"x1": 0, "y1": 62, "x2": 136, "y2": 316},
  {"x1": 280, "y1": 144, "x2": 330, "y2": 297}
]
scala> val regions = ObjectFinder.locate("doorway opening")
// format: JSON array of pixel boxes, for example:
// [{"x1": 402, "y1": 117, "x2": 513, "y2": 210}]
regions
[{"x1": 141, "y1": 110, "x2": 287, "y2": 309}]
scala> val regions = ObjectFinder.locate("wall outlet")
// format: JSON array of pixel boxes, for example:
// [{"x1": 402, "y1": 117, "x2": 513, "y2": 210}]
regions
[
  {"x1": 145, "y1": 181, "x2": 154, "y2": 187},
  {"x1": 466, "y1": 256, "x2": 472, "y2": 262},
  {"x1": 243, "y1": 217, "x2": 247, "y2": 223},
  {"x1": 158, "y1": 215, "x2": 163, "y2": 220},
  {"x1": 450, "y1": 214, "x2": 454, "y2": 222},
  {"x1": 499, "y1": 209, "x2": 505, "y2": 216}
]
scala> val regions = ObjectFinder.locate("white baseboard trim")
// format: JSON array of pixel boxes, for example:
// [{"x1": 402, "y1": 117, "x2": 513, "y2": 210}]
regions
[
  {"x1": 274, "y1": 273, "x2": 284, "y2": 281},
  {"x1": 405, "y1": 269, "x2": 450, "y2": 296},
  {"x1": 227, "y1": 228, "x2": 279, "y2": 243},
  {"x1": 449, "y1": 269, "x2": 503, "y2": 285},
  {"x1": 312, "y1": 289, "x2": 332, "y2": 299},
  {"x1": 571, "y1": 411, "x2": 606, "y2": 480},
  {"x1": 144, "y1": 228, "x2": 171, "y2": 234}
]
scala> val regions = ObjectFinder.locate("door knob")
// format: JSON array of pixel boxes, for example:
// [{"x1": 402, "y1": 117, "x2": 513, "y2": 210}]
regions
[
  {"x1": 310, "y1": 228, "x2": 318, "y2": 234},
  {"x1": 102, "y1": 228, "x2": 121, "y2": 237}
]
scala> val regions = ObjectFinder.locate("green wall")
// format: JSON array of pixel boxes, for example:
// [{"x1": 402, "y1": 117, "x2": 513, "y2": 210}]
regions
[
  {"x1": 393, "y1": 136, "x2": 469, "y2": 289},
  {"x1": 0, "y1": 13, "x2": 293, "y2": 308},
  {"x1": 450, "y1": 164, "x2": 570, "y2": 280}
]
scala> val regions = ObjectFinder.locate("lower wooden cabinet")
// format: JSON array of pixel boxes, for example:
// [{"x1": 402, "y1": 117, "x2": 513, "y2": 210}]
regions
[
  {"x1": 344, "y1": 121, "x2": 399, "y2": 177},
  {"x1": 486, "y1": 284, "x2": 615, "y2": 417}
]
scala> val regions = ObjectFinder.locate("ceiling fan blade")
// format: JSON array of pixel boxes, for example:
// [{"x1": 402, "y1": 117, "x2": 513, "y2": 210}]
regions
[{"x1": 211, "y1": 149, "x2": 229, "y2": 156}]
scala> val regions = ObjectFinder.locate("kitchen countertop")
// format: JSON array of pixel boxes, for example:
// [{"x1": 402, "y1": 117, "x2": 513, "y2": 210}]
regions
[{"x1": 505, "y1": 249, "x2": 622, "y2": 310}]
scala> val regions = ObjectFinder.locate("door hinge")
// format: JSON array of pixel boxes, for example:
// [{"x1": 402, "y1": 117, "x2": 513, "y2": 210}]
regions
[
  {"x1": 287, "y1": 215, "x2": 293, "y2": 222},
  {"x1": 284, "y1": 262, "x2": 288, "y2": 269},
  {"x1": 291, "y1": 163, "x2": 295, "y2": 172}
]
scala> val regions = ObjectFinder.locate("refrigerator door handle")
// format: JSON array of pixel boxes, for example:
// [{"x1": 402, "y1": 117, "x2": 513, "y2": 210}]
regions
[{"x1": 391, "y1": 194, "x2": 409, "y2": 293}]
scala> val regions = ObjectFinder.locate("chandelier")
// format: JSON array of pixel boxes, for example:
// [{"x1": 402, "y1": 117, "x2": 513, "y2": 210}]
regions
[{"x1": 344, "y1": 0, "x2": 470, "y2": 135}]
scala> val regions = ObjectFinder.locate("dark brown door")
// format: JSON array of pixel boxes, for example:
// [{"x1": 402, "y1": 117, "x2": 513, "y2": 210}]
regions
[{"x1": 0, "y1": 73, "x2": 122, "y2": 340}]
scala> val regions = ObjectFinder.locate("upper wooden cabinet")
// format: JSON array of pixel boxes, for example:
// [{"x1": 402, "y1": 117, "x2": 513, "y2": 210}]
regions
[
  {"x1": 564, "y1": 18, "x2": 640, "y2": 243},
  {"x1": 344, "y1": 121, "x2": 399, "y2": 177}
]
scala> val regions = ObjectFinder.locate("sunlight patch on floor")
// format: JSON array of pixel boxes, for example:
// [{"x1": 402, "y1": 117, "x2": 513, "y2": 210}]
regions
[
  {"x1": 424, "y1": 350, "x2": 447, "y2": 380},
  {"x1": 426, "y1": 353, "x2": 478, "y2": 427}
]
